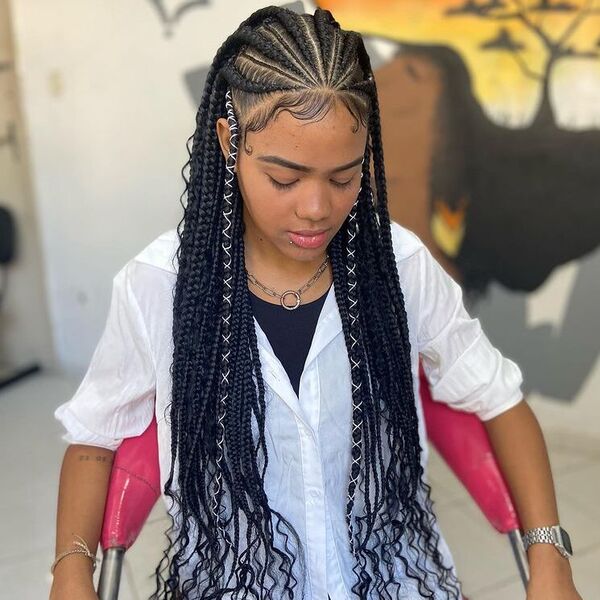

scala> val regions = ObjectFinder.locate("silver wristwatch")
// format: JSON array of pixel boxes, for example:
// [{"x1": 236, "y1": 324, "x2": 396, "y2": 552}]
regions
[{"x1": 522, "y1": 525, "x2": 573, "y2": 558}]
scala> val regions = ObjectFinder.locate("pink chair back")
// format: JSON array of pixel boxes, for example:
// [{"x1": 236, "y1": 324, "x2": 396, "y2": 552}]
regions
[
  {"x1": 100, "y1": 417, "x2": 161, "y2": 550},
  {"x1": 419, "y1": 365, "x2": 520, "y2": 533}
]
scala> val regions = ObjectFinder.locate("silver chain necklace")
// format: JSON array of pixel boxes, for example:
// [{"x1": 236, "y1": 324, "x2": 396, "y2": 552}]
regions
[{"x1": 246, "y1": 255, "x2": 330, "y2": 310}]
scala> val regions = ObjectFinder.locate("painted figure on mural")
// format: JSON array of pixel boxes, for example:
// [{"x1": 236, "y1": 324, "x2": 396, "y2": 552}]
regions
[
  {"x1": 358, "y1": 1, "x2": 600, "y2": 295},
  {"x1": 315, "y1": 0, "x2": 600, "y2": 405}
]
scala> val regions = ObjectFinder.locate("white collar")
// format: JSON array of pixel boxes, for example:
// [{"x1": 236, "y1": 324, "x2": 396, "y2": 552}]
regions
[{"x1": 253, "y1": 282, "x2": 342, "y2": 427}]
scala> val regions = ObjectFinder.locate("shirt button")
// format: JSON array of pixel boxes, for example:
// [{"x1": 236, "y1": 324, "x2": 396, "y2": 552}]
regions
[{"x1": 309, "y1": 489, "x2": 321, "y2": 499}]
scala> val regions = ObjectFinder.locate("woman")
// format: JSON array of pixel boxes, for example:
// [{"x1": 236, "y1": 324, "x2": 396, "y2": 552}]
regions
[{"x1": 50, "y1": 6, "x2": 581, "y2": 599}]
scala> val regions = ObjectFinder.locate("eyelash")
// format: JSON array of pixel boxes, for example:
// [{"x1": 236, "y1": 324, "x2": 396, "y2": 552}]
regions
[{"x1": 268, "y1": 176, "x2": 354, "y2": 191}]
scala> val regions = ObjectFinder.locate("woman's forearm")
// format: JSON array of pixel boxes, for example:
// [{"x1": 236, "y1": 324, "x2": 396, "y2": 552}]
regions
[
  {"x1": 482, "y1": 400, "x2": 574, "y2": 579},
  {"x1": 50, "y1": 444, "x2": 114, "y2": 597}
]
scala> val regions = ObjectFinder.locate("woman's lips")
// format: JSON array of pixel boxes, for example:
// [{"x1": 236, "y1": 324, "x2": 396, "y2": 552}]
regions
[{"x1": 288, "y1": 230, "x2": 329, "y2": 249}]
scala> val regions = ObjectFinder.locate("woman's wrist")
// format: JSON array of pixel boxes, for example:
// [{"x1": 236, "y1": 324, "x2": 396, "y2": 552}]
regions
[
  {"x1": 51, "y1": 551, "x2": 96, "y2": 581},
  {"x1": 50, "y1": 568, "x2": 96, "y2": 600},
  {"x1": 527, "y1": 543, "x2": 573, "y2": 579}
]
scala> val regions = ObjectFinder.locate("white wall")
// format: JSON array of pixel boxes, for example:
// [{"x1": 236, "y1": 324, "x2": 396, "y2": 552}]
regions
[
  {"x1": 9, "y1": 0, "x2": 277, "y2": 373},
  {"x1": 0, "y1": 0, "x2": 54, "y2": 371}
]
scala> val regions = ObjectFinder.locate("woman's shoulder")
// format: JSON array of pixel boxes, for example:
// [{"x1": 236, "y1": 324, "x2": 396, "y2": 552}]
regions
[
  {"x1": 113, "y1": 229, "x2": 179, "y2": 308},
  {"x1": 389, "y1": 219, "x2": 426, "y2": 264},
  {"x1": 110, "y1": 229, "x2": 180, "y2": 324},
  {"x1": 132, "y1": 228, "x2": 179, "y2": 274}
]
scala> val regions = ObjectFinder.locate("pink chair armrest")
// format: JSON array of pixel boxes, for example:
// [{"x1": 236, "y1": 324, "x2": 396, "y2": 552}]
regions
[
  {"x1": 100, "y1": 417, "x2": 161, "y2": 550},
  {"x1": 419, "y1": 365, "x2": 520, "y2": 534}
]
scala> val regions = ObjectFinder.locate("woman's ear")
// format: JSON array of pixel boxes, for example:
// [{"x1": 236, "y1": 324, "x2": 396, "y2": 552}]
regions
[{"x1": 216, "y1": 117, "x2": 232, "y2": 164}]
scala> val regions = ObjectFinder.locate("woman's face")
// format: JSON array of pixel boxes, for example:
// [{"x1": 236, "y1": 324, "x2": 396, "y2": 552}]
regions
[{"x1": 216, "y1": 98, "x2": 368, "y2": 269}]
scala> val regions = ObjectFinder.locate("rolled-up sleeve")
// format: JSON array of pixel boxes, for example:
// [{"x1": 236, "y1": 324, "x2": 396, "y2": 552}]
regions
[
  {"x1": 54, "y1": 261, "x2": 156, "y2": 450},
  {"x1": 416, "y1": 244, "x2": 524, "y2": 421}
]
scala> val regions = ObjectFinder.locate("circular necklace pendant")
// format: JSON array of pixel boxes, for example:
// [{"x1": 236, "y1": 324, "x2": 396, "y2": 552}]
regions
[{"x1": 280, "y1": 289, "x2": 301, "y2": 310}]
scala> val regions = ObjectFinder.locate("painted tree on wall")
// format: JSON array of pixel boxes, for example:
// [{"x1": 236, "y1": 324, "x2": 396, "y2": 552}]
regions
[{"x1": 446, "y1": 0, "x2": 600, "y2": 128}]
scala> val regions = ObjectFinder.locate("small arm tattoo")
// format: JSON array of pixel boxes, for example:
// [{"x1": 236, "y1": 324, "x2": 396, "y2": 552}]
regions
[{"x1": 77, "y1": 454, "x2": 113, "y2": 464}]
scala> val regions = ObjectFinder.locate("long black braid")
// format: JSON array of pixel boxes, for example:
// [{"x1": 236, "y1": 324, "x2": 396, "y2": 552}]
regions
[{"x1": 153, "y1": 6, "x2": 463, "y2": 599}]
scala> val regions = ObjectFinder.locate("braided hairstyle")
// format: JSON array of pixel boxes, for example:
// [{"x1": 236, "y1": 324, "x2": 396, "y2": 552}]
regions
[{"x1": 154, "y1": 6, "x2": 462, "y2": 599}]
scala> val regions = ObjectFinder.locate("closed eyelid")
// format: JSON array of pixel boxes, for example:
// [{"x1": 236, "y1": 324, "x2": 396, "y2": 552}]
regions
[
  {"x1": 267, "y1": 175, "x2": 299, "y2": 190},
  {"x1": 332, "y1": 168, "x2": 361, "y2": 183},
  {"x1": 267, "y1": 174, "x2": 298, "y2": 184},
  {"x1": 333, "y1": 171, "x2": 359, "y2": 182},
  {"x1": 266, "y1": 170, "x2": 358, "y2": 191},
  {"x1": 330, "y1": 178, "x2": 354, "y2": 188},
  {"x1": 264, "y1": 166, "x2": 300, "y2": 179}
]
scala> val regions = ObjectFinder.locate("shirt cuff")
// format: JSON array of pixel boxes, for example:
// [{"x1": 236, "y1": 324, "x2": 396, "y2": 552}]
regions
[
  {"x1": 54, "y1": 404, "x2": 123, "y2": 451},
  {"x1": 428, "y1": 331, "x2": 524, "y2": 421}
]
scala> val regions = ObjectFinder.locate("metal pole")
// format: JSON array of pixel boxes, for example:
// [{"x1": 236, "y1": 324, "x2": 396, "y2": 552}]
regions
[
  {"x1": 97, "y1": 547, "x2": 125, "y2": 600},
  {"x1": 508, "y1": 529, "x2": 529, "y2": 589}
]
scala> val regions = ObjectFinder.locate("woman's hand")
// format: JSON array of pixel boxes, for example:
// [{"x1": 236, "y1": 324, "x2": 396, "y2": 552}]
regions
[
  {"x1": 526, "y1": 576, "x2": 582, "y2": 600},
  {"x1": 48, "y1": 552, "x2": 98, "y2": 600},
  {"x1": 49, "y1": 578, "x2": 98, "y2": 600},
  {"x1": 526, "y1": 545, "x2": 582, "y2": 600}
]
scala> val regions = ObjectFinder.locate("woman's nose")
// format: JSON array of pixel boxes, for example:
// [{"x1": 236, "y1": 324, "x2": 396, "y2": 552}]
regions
[{"x1": 294, "y1": 183, "x2": 332, "y2": 221}]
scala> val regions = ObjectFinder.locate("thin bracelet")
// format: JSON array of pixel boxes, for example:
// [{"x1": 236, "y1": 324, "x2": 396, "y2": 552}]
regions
[{"x1": 50, "y1": 535, "x2": 99, "y2": 575}]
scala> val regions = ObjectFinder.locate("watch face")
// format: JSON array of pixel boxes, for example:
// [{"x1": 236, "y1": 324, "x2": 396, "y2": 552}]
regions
[{"x1": 557, "y1": 527, "x2": 573, "y2": 556}]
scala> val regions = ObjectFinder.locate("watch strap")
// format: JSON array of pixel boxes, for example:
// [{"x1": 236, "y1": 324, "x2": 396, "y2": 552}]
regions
[
  {"x1": 522, "y1": 527, "x2": 555, "y2": 549},
  {"x1": 522, "y1": 525, "x2": 573, "y2": 557}
]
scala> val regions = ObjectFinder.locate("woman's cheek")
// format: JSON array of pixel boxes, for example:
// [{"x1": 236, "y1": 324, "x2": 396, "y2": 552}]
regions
[{"x1": 343, "y1": 185, "x2": 361, "y2": 208}]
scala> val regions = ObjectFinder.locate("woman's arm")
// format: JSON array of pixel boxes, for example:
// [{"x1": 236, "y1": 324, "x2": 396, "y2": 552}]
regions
[
  {"x1": 483, "y1": 400, "x2": 582, "y2": 600},
  {"x1": 49, "y1": 444, "x2": 115, "y2": 600}
]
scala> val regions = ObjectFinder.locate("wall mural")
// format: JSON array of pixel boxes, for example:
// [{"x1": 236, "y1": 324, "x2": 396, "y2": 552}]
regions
[
  {"x1": 148, "y1": 0, "x2": 211, "y2": 35},
  {"x1": 319, "y1": 0, "x2": 600, "y2": 403},
  {"x1": 146, "y1": 0, "x2": 600, "y2": 402},
  {"x1": 320, "y1": 0, "x2": 600, "y2": 293}
]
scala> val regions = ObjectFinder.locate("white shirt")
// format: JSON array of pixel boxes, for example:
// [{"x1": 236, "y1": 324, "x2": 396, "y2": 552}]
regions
[{"x1": 55, "y1": 220, "x2": 524, "y2": 599}]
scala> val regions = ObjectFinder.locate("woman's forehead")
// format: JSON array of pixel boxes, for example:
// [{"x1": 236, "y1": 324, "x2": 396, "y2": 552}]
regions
[{"x1": 243, "y1": 105, "x2": 367, "y2": 156}]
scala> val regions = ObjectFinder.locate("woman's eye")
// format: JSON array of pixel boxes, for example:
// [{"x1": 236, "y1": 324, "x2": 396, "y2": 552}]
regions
[
  {"x1": 267, "y1": 175, "x2": 355, "y2": 191},
  {"x1": 331, "y1": 178, "x2": 353, "y2": 189},
  {"x1": 268, "y1": 176, "x2": 298, "y2": 190}
]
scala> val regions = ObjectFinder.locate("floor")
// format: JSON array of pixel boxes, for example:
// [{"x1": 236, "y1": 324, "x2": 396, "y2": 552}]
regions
[{"x1": 1, "y1": 372, "x2": 599, "y2": 599}]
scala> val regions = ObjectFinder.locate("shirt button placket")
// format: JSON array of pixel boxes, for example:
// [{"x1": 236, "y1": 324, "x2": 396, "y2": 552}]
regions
[{"x1": 298, "y1": 421, "x2": 327, "y2": 599}]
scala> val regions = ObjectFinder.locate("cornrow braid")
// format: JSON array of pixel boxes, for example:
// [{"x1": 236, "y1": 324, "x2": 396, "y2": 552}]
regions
[{"x1": 154, "y1": 5, "x2": 463, "y2": 599}]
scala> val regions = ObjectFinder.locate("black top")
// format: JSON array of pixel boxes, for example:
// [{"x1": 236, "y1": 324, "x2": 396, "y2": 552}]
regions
[{"x1": 249, "y1": 286, "x2": 331, "y2": 397}]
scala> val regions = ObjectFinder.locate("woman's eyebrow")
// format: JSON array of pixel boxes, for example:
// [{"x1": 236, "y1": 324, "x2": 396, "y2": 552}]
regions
[{"x1": 257, "y1": 155, "x2": 363, "y2": 173}]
